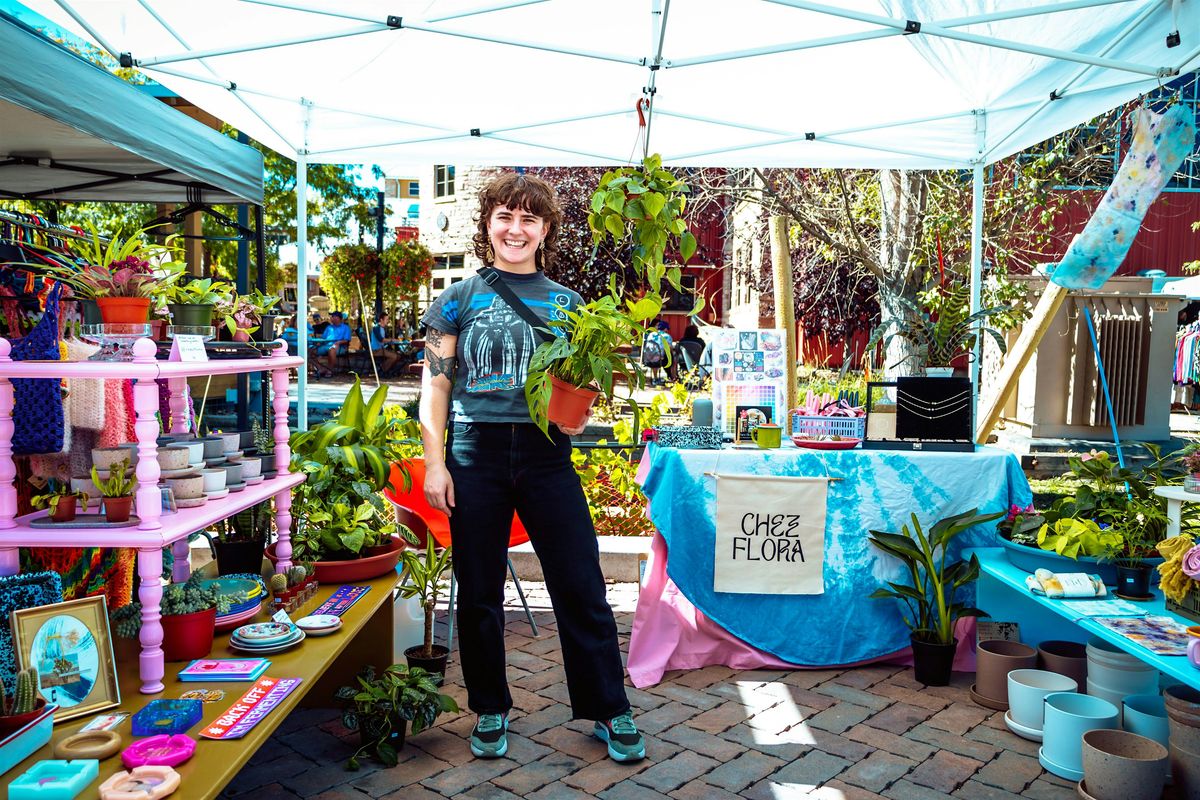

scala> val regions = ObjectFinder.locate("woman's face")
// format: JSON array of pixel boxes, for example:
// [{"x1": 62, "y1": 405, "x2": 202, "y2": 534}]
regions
[{"x1": 488, "y1": 204, "x2": 548, "y2": 270}]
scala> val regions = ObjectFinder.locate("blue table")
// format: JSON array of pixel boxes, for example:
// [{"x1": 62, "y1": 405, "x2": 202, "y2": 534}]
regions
[
  {"x1": 975, "y1": 547, "x2": 1200, "y2": 689},
  {"x1": 637, "y1": 443, "x2": 1032, "y2": 667}
]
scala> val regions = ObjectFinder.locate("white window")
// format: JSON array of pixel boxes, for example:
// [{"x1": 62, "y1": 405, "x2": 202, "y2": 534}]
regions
[{"x1": 434, "y1": 166, "x2": 455, "y2": 198}]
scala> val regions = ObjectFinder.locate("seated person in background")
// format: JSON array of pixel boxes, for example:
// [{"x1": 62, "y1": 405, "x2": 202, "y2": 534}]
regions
[
  {"x1": 316, "y1": 311, "x2": 352, "y2": 377},
  {"x1": 281, "y1": 315, "x2": 299, "y2": 355},
  {"x1": 675, "y1": 323, "x2": 706, "y2": 371},
  {"x1": 310, "y1": 312, "x2": 328, "y2": 338},
  {"x1": 370, "y1": 311, "x2": 401, "y2": 375},
  {"x1": 679, "y1": 323, "x2": 706, "y2": 352}
]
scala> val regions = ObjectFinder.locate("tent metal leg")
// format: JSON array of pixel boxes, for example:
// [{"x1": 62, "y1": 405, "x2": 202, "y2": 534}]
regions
[{"x1": 508, "y1": 557, "x2": 539, "y2": 637}]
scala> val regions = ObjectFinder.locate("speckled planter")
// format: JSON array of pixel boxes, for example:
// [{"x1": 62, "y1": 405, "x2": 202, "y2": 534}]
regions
[
  {"x1": 1171, "y1": 741, "x2": 1200, "y2": 800},
  {"x1": 1081, "y1": 729, "x2": 1168, "y2": 800},
  {"x1": 975, "y1": 639, "x2": 1038, "y2": 706},
  {"x1": 1165, "y1": 684, "x2": 1200, "y2": 754},
  {"x1": 166, "y1": 475, "x2": 204, "y2": 501}
]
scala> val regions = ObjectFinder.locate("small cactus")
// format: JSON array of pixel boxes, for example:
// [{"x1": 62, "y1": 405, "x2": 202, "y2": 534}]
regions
[
  {"x1": 269, "y1": 573, "x2": 288, "y2": 594},
  {"x1": 287, "y1": 566, "x2": 306, "y2": 588},
  {"x1": 12, "y1": 668, "x2": 38, "y2": 715},
  {"x1": 1, "y1": 674, "x2": 9, "y2": 716}
]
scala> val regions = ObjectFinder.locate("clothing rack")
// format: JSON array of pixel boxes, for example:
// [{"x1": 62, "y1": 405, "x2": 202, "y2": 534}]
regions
[{"x1": 0, "y1": 209, "x2": 105, "y2": 245}]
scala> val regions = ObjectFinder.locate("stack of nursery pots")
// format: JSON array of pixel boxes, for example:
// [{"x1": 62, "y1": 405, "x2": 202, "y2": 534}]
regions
[
  {"x1": 1040, "y1": 691, "x2": 1120, "y2": 780},
  {"x1": 1005, "y1": 668, "x2": 1078, "y2": 741},
  {"x1": 1038, "y1": 640, "x2": 1089, "y2": 690},
  {"x1": 1086, "y1": 638, "x2": 1159, "y2": 718},
  {"x1": 972, "y1": 639, "x2": 1038, "y2": 710},
  {"x1": 1165, "y1": 684, "x2": 1200, "y2": 798},
  {"x1": 1080, "y1": 729, "x2": 1169, "y2": 800}
]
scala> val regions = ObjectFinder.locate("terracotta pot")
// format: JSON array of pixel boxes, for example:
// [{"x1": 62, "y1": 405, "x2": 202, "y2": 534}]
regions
[
  {"x1": 265, "y1": 536, "x2": 403, "y2": 583},
  {"x1": 0, "y1": 698, "x2": 47, "y2": 737},
  {"x1": 1038, "y1": 640, "x2": 1088, "y2": 689},
  {"x1": 148, "y1": 319, "x2": 168, "y2": 341},
  {"x1": 974, "y1": 639, "x2": 1038, "y2": 706},
  {"x1": 49, "y1": 495, "x2": 79, "y2": 523},
  {"x1": 1081, "y1": 729, "x2": 1169, "y2": 800},
  {"x1": 911, "y1": 635, "x2": 957, "y2": 686},
  {"x1": 546, "y1": 375, "x2": 598, "y2": 430},
  {"x1": 103, "y1": 495, "x2": 134, "y2": 523},
  {"x1": 160, "y1": 607, "x2": 216, "y2": 661},
  {"x1": 97, "y1": 296, "x2": 151, "y2": 324}
]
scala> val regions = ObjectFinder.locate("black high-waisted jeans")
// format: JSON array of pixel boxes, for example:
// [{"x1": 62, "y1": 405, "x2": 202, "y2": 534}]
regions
[{"x1": 445, "y1": 420, "x2": 631, "y2": 721}]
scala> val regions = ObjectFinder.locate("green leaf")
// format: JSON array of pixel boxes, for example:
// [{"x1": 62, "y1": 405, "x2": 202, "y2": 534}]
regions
[
  {"x1": 376, "y1": 741, "x2": 399, "y2": 767},
  {"x1": 605, "y1": 191, "x2": 625, "y2": 213},
  {"x1": 604, "y1": 214, "x2": 625, "y2": 240},
  {"x1": 680, "y1": 230, "x2": 697, "y2": 262}
]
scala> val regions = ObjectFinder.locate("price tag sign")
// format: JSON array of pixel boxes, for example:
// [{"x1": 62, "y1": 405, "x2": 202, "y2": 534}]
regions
[
  {"x1": 169, "y1": 334, "x2": 208, "y2": 362},
  {"x1": 271, "y1": 608, "x2": 294, "y2": 626}
]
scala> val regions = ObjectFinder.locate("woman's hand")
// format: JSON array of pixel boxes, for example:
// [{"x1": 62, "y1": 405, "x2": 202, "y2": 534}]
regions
[
  {"x1": 555, "y1": 409, "x2": 593, "y2": 437},
  {"x1": 424, "y1": 462, "x2": 456, "y2": 517}
]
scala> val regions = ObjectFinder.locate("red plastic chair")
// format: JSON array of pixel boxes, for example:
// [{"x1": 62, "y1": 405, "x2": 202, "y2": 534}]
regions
[{"x1": 385, "y1": 459, "x2": 538, "y2": 650}]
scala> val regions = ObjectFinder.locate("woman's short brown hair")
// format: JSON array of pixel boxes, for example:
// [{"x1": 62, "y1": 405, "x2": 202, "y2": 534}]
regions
[{"x1": 472, "y1": 172, "x2": 562, "y2": 271}]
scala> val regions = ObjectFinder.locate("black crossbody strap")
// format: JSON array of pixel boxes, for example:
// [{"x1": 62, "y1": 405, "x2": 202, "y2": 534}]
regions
[{"x1": 479, "y1": 267, "x2": 556, "y2": 344}]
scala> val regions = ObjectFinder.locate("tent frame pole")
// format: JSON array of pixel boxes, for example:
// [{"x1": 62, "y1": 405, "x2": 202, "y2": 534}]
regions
[
  {"x1": 969, "y1": 110, "x2": 986, "y2": 414},
  {"x1": 296, "y1": 149, "x2": 309, "y2": 432}
]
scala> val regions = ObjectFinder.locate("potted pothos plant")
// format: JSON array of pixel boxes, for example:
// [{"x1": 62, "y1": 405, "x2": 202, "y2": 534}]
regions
[
  {"x1": 525, "y1": 286, "x2": 660, "y2": 435},
  {"x1": 868, "y1": 507, "x2": 1004, "y2": 685},
  {"x1": 52, "y1": 222, "x2": 185, "y2": 324},
  {"x1": 336, "y1": 664, "x2": 459, "y2": 770},
  {"x1": 867, "y1": 284, "x2": 1008, "y2": 376},
  {"x1": 31, "y1": 478, "x2": 87, "y2": 523},
  {"x1": 91, "y1": 459, "x2": 136, "y2": 523},
  {"x1": 219, "y1": 289, "x2": 281, "y2": 341},
  {"x1": 282, "y1": 377, "x2": 419, "y2": 579},
  {"x1": 397, "y1": 536, "x2": 452, "y2": 678},
  {"x1": 165, "y1": 277, "x2": 232, "y2": 329},
  {"x1": 111, "y1": 572, "x2": 229, "y2": 661},
  {"x1": 1101, "y1": 495, "x2": 1169, "y2": 598}
]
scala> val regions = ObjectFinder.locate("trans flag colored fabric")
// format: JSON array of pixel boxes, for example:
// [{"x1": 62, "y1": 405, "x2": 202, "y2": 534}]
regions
[
  {"x1": 1050, "y1": 104, "x2": 1196, "y2": 290},
  {"x1": 630, "y1": 445, "x2": 1031, "y2": 677}
]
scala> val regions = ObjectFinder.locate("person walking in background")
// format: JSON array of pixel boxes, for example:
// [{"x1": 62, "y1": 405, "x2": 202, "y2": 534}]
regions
[{"x1": 418, "y1": 171, "x2": 645, "y2": 764}]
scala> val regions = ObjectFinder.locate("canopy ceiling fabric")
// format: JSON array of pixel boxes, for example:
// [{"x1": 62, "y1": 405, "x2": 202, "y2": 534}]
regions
[
  {"x1": 19, "y1": 0, "x2": 1200, "y2": 170},
  {"x1": 0, "y1": 12, "x2": 263, "y2": 203}
]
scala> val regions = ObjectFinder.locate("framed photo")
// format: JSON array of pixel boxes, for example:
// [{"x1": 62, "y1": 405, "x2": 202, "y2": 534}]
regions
[
  {"x1": 735, "y1": 404, "x2": 773, "y2": 442},
  {"x1": 11, "y1": 596, "x2": 120, "y2": 723}
]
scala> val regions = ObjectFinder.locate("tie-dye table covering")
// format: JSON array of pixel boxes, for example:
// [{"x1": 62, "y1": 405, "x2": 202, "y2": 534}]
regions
[{"x1": 629, "y1": 444, "x2": 1031, "y2": 678}]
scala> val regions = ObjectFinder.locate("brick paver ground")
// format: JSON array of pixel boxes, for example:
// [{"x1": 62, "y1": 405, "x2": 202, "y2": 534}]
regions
[{"x1": 221, "y1": 583, "x2": 1097, "y2": 799}]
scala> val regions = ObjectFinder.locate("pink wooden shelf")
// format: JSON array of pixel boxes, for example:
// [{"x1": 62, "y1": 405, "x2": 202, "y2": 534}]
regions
[
  {"x1": 0, "y1": 472, "x2": 304, "y2": 548},
  {"x1": 0, "y1": 346, "x2": 302, "y2": 378}
]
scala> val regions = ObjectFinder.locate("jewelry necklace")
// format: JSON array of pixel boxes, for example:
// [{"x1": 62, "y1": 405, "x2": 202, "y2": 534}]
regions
[{"x1": 895, "y1": 388, "x2": 971, "y2": 410}]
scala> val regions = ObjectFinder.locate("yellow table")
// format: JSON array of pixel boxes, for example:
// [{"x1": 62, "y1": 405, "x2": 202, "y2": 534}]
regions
[{"x1": 8, "y1": 570, "x2": 399, "y2": 800}]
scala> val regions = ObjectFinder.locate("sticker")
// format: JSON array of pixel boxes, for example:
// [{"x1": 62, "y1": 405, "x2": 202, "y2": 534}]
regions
[
  {"x1": 200, "y1": 677, "x2": 303, "y2": 740},
  {"x1": 81, "y1": 712, "x2": 129, "y2": 732},
  {"x1": 180, "y1": 689, "x2": 226, "y2": 703}
]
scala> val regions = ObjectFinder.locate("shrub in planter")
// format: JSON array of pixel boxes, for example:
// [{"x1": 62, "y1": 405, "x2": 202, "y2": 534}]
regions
[
  {"x1": 31, "y1": 479, "x2": 87, "y2": 523},
  {"x1": 336, "y1": 664, "x2": 458, "y2": 770},
  {"x1": 398, "y1": 536, "x2": 452, "y2": 678},
  {"x1": 868, "y1": 507, "x2": 1004, "y2": 685},
  {"x1": 91, "y1": 460, "x2": 136, "y2": 523},
  {"x1": 111, "y1": 573, "x2": 229, "y2": 661}
]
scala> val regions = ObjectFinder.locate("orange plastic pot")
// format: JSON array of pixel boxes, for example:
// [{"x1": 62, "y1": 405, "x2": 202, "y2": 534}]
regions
[
  {"x1": 97, "y1": 297, "x2": 151, "y2": 324},
  {"x1": 547, "y1": 375, "x2": 598, "y2": 430}
]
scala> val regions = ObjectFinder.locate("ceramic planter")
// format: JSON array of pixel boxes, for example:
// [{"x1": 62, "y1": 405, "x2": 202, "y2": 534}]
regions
[
  {"x1": 160, "y1": 607, "x2": 216, "y2": 661},
  {"x1": 70, "y1": 475, "x2": 102, "y2": 500},
  {"x1": 1007, "y1": 669, "x2": 1077, "y2": 730},
  {"x1": 91, "y1": 447, "x2": 132, "y2": 471},
  {"x1": 222, "y1": 461, "x2": 244, "y2": 487},
  {"x1": 166, "y1": 475, "x2": 204, "y2": 501},
  {"x1": 1115, "y1": 564, "x2": 1153, "y2": 597},
  {"x1": 911, "y1": 636, "x2": 957, "y2": 686},
  {"x1": 200, "y1": 436, "x2": 225, "y2": 461},
  {"x1": 1081, "y1": 729, "x2": 1168, "y2": 800},
  {"x1": 1086, "y1": 639, "x2": 1158, "y2": 699},
  {"x1": 1164, "y1": 684, "x2": 1200, "y2": 753},
  {"x1": 239, "y1": 458, "x2": 262, "y2": 480},
  {"x1": 102, "y1": 495, "x2": 134, "y2": 523},
  {"x1": 1123, "y1": 695, "x2": 1170, "y2": 750},
  {"x1": 1038, "y1": 640, "x2": 1088, "y2": 690},
  {"x1": 1171, "y1": 741, "x2": 1200, "y2": 800},
  {"x1": 167, "y1": 303, "x2": 214, "y2": 328},
  {"x1": 546, "y1": 375, "x2": 598, "y2": 430},
  {"x1": 200, "y1": 469, "x2": 227, "y2": 493},
  {"x1": 218, "y1": 432, "x2": 241, "y2": 455},
  {"x1": 238, "y1": 430, "x2": 255, "y2": 452},
  {"x1": 172, "y1": 440, "x2": 204, "y2": 466},
  {"x1": 115, "y1": 442, "x2": 140, "y2": 466},
  {"x1": 97, "y1": 296, "x2": 150, "y2": 324},
  {"x1": 157, "y1": 446, "x2": 191, "y2": 471},
  {"x1": 48, "y1": 495, "x2": 80, "y2": 523},
  {"x1": 974, "y1": 639, "x2": 1038, "y2": 707},
  {"x1": 1041, "y1": 692, "x2": 1120, "y2": 780},
  {"x1": 0, "y1": 698, "x2": 48, "y2": 738},
  {"x1": 404, "y1": 644, "x2": 450, "y2": 685}
]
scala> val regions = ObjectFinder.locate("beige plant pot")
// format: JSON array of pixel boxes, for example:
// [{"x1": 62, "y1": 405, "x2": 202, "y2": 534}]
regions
[
  {"x1": 166, "y1": 474, "x2": 205, "y2": 500},
  {"x1": 91, "y1": 447, "x2": 132, "y2": 471},
  {"x1": 218, "y1": 432, "x2": 241, "y2": 454},
  {"x1": 1081, "y1": 729, "x2": 1168, "y2": 800},
  {"x1": 157, "y1": 446, "x2": 191, "y2": 471},
  {"x1": 239, "y1": 458, "x2": 262, "y2": 480}
]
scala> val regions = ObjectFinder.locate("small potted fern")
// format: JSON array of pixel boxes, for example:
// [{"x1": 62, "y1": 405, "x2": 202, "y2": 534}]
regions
[
  {"x1": 91, "y1": 459, "x2": 136, "y2": 523},
  {"x1": 31, "y1": 479, "x2": 88, "y2": 523},
  {"x1": 111, "y1": 573, "x2": 227, "y2": 661}
]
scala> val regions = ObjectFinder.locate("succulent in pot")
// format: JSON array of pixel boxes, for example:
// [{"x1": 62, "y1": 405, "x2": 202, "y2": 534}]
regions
[
  {"x1": 91, "y1": 459, "x2": 136, "y2": 523},
  {"x1": 0, "y1": 667, "x2": 47, "y2": 736},
  {"x1": 111, "y1": 572, "x2": 229, "y2": 661},
  {"x1": 31, "y1": 478, "x2": 88, "y2": 523}
]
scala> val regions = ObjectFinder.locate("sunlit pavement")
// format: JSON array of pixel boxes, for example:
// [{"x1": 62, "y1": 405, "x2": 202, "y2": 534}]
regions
[{"x1": 222, "y1": 582, "x2": 1088, "y2": 800}]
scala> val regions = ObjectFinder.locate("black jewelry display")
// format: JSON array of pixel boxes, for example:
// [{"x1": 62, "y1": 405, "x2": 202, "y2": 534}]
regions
[{"x1": 864, "y1": 377, "x2": 975, "y2": 452}]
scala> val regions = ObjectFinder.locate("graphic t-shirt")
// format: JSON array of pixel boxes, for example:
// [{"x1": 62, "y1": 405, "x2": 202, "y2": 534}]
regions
[{"x1": 421, "y1": 270, "x2": 581, "y2": 423}]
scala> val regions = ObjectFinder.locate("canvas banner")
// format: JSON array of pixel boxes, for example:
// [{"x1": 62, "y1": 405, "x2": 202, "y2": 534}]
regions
[{"x1": 713, "y1": 475, "x2": 826, "y2": 595}]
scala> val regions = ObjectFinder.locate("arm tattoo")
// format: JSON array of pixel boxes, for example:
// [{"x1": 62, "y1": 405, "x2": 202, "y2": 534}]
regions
[
  {"x1": 427, "y1": 327, "x2": 445, "y2": 349},
  {"x1": 428, "y1": 353, "x2": 457, "y2": 381}
]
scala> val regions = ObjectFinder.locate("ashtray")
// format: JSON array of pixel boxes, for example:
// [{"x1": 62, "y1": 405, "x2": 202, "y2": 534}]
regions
[
  {"x1": 10, "y1": 759, "x2": 99, "y2": 799},
  {"x1": 54, "y1": 729, "x2": 122, "y2": 760},
  {"x1": 99, "y1": 766, "x2": 181, "y2": 800},
  {"x1": 131, "y1": 699, "x2": 203, "y2": 737},
  {"x1": 121, "y1": 734, "x2": 196, "y2": 768}
]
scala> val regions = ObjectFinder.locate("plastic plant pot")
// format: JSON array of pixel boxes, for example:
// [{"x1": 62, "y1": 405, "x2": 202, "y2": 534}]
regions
[
  {"x1": 1041, "y1": 692, "x2": 1120, "y2": 780},
  {"x1": 1007, "y1": 668, "x2": 1078, "y2": 730}
]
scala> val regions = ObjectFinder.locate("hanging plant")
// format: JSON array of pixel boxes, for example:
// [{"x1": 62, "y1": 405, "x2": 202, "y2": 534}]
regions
[
  {"x1": 380, "y1": 240, "x2": 434, "y2": 306},
  {"x1": 319, "y1": 244, "x2": 384, "y2": 313}
]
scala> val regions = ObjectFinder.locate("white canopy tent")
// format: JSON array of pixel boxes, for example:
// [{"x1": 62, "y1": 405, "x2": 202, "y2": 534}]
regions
[{"x1": 19, "y1": 0, "x2": 1200, "y2": 425}]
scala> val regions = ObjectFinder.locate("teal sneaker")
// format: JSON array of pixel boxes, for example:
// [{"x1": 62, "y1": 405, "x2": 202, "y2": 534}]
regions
[
  {"x1": 593, "y1": 713, "x2": 646, "y2": 762},
  {"x1": 469, "y1": 713, "x2": 508, "y2": 758}
]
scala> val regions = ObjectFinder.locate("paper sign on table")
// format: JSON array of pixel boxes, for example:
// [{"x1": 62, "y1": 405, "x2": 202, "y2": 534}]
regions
[
  {"x1": 713, "y1": 474, "x2": 827, "y2": 595},
  {"x1": 200, "y1": 677, "x2": 303, "y2": 740},
  {"x1": 168, "y1": 334, "x2": 207, "y2": 362},
  {"x1": 313, "y1": 585, "x2": 370, "y2": 617}
]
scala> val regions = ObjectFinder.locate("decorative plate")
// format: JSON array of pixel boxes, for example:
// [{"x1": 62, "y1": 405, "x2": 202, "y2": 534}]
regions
[
  {"x1": 229, "y1": 629, "x2": 305, "y2": 655},
  {"x1": 213, "y1": 605, "x2": 261, "y2": 632},
  {"x1": 790, "y1": 436, "x2": 862, "y2": 450},
  {"x1": 232, "y1": 621, "x2": 292, "y2": 642},
  {"x1": 295, "y1": 614, "x2": 341, "y2": 631},
  {"x1": 201, "y1": 577, "x2": 261, "y2": 598}
]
